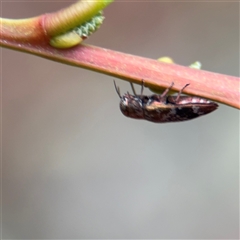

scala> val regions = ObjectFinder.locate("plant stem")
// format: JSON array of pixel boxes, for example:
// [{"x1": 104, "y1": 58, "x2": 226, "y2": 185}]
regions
[
  {"x1": 1, "y1": 41, "x2": 239, "y2": 109},
  {"x1": 0, "y1": 0, "x2": 239, "y2": 109}
]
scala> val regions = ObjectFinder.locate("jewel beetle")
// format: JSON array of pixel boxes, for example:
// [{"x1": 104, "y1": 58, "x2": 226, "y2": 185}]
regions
[{"x1": 114, "y1": 81, "x2": 218, "y2": 123}]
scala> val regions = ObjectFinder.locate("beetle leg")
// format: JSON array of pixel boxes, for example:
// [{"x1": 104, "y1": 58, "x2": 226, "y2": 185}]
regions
[
  {"x1": 160, "y1": 82, "x2": 174, "y2": 98},
  {"x1": 140, "y1": 80, "x2": 144, "y2": 97},
  {"x1": 130, "y1": 82, "x2": 137, "y2": 96},
  {"x1": 175, "y1": 84, "x2": 190, "y2": 102}
]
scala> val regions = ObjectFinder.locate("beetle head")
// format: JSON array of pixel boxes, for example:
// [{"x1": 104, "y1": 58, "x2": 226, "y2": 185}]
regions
[{"x1": 120, "y1": 94, "x2": 144, "y2": 119}]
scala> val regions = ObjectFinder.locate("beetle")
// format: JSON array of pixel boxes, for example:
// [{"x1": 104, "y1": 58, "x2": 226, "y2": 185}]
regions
[{"x1": 114, "y1": 81, "x2": 218, "y2": 123}]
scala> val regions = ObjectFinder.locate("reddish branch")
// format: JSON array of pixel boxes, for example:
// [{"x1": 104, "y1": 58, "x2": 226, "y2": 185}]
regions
[
  {"x1": 0, "y1": 1, "x2": 239, "y2": 109},
  {"x1": 1, "y1": 40, "x2": 239, "y2": 109}
]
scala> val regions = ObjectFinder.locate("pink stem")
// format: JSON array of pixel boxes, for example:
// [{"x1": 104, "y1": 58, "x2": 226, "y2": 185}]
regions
[{"x1": 2, "y1": 41, "x2": 239, "y2": 109}]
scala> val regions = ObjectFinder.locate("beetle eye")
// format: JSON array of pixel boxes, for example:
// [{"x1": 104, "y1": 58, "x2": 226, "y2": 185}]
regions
[{"x1": 121, "y1": 96, "x2": 128, "y2": 105}]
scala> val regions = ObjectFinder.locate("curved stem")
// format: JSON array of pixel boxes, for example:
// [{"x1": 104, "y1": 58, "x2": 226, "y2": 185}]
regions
[{"x1": 0, "y1": 0, "x2": 113, "y2": 43}]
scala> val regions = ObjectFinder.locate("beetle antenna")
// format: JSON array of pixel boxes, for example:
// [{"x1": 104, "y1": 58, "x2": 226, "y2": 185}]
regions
[{"x1": 113, "y1": 80, "x2": 121, "y2": 98}]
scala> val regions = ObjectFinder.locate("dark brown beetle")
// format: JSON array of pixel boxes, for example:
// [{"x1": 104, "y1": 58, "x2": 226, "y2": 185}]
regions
[{"x1": 114, "y1": 81, "x2": 218, "y2": 123}]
